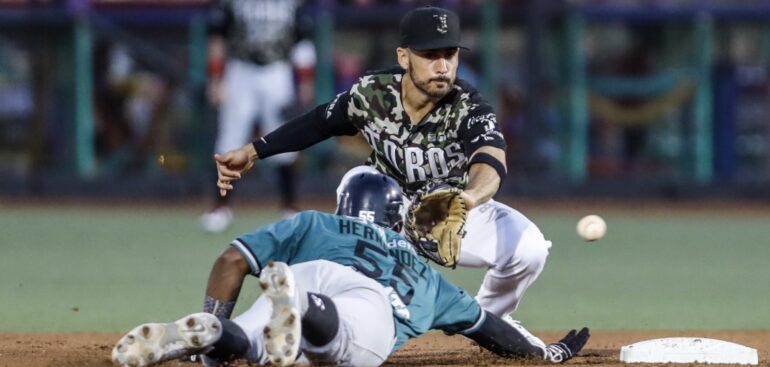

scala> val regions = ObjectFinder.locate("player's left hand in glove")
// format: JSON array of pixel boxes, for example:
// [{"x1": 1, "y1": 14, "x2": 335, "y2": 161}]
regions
[
  {"x1": 405, "y1": 185, "x2": 468, "y2": 268},
  {"x1": 544, "y1": 327, "x2": 590, "y2": 363}
]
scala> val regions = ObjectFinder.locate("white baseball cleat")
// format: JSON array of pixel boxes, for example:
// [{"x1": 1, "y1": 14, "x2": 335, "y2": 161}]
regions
[
  {"x1": 260, "y1": 261, "x2": 301, "y2": 367},
  {"x1": 112, "y1": 312, "x2": 222, "y2": 367}
]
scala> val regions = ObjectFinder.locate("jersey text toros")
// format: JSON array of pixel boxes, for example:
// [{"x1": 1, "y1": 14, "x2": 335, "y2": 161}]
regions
[{"x1": 326, "y1": 70, "x2": 506, "y2": 197}]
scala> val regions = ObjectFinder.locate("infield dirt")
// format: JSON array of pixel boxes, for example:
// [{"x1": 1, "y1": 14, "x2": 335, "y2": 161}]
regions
[{"x1": 1, "y1": 330, "x2": 767, "y2": 366}]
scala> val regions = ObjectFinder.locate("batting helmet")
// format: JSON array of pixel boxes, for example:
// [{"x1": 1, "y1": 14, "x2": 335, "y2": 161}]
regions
[{"x1": 335, "y1": 172, "x2": 404, "y2": 231}]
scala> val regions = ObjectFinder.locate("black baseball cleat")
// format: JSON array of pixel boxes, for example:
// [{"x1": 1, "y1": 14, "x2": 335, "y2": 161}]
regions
[{"x1": 112, "y1": 313, "x2": 222, "y2": 367}]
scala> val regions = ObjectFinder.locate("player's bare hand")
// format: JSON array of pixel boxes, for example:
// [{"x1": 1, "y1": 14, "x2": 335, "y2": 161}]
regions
[{"x1": 214, "y1": 144, "x2": 258, "y2": 197}]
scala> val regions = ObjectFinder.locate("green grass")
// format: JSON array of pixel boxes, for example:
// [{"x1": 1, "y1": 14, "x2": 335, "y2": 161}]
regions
[
  {"x1": 1, "y1": 204, "x2": 769, "y2": 332},
  {"x1": 491, "y1": 209, "x2": 770, "y2": 331}
]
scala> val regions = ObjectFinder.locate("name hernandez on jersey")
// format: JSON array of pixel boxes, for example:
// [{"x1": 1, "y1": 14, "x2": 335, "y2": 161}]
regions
[
  {"x1": 326, "y1": 69, "x2": 506, "y2": 197},
  {"x1": 230, "y1": 211, "x2": 481, "y2": 350}
]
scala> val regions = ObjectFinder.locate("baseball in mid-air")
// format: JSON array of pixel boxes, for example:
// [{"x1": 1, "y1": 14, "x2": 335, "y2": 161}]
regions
[{"x1": 577, "y1": 214, "x2": 606, "y2": 241}]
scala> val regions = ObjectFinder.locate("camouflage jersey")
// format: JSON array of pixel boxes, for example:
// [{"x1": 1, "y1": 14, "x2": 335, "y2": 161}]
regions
[{"x1": 323, "y1": 68, "x2": 506, "y2": 198}]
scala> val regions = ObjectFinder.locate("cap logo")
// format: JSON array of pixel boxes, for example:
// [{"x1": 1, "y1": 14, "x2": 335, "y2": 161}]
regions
[{"x1": 433, "y1": 14, "x2": 448, "y2": 34}]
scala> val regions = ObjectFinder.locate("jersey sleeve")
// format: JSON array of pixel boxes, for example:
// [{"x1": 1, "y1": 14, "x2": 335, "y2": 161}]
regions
[
  {"x1": 253, "y1": 91, "x2": 357, "y2": 158},
  {"x1": 230, "y1": 212, "x2": 316, "y2": 275},
  {"x1": 458, "y1": 104, "x2": 507, "y2": 156},
  {"x1": 320, "y1": 91, "x2": 358, "y2": 136},
  {"x1": 430, "y1": 273, "x2": 484, "y2": 334}
]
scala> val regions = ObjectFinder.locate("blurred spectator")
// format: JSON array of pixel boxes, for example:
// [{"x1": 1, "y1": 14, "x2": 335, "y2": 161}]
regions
[
  {"x1": 93, "y1": 41, "x2": 171, "y2": 177},
  {"x1": 200, "y1": 0, "x2": 316, "y2": 233},
  {"x1": 613, "y1": 24, "x2": 661, "y2": 174},
  {"x1": 0, "y1": 38, "x2": 34, "y2": 176},
  {"x1": 335, "y1": 52, "x2": 364, "y2": 93},
  {"x1": 586, "y1": 23, "x2": 663, "y2": 176}
]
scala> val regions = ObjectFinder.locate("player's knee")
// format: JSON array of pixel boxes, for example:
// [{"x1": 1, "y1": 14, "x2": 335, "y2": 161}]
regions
[
  {"x1": 514, "y1": 234, "x2": 550, "y2": 275},
  {"x1": 499, "y1": 229, "x2": 551, "y2": 276},
  {"x1": 301, "y1": 293, "x2": 340, "y2": 346}
]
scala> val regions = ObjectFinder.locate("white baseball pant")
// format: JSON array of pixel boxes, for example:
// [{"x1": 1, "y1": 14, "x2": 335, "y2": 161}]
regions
[
  {"x1": 215, "y1": 58, "x2": 297, "y2": 165},
  {"x1": 232, "y1": 260, "x2": 396, "y2": 366}
]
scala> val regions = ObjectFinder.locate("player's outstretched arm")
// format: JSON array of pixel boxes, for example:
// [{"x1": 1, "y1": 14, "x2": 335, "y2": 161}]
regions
[
  {"x1": 462, "y1": 311, "x2": 590, "y2": 364},
  {"x1": 214, "y1": 94, "x2": 357, "y2": 197},
  {"x1": 462, "y1": 311, "x2": 544, "y2": 358},
  {"x1": 463, "y1": 146, "x2": 506, "y2": 210},
  {"x1": 431, "y1": 272, "x2": 588, "y2": 362},
  {"x1": 203, "y1": 247, "x2": 251, "y2": 319}
]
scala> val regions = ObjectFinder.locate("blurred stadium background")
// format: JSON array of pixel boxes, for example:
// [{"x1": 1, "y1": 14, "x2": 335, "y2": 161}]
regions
[
  {"x1": 1, "y1": 0, "x2": 770, "y2": 340},
  {"x1": 0, "y1": 0, "x2": 769, "y2": 199}
]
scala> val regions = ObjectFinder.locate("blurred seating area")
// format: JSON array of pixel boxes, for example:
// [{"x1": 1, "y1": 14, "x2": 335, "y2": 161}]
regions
[{"x1": 1, "y1": 0, "x2": 769, "y2": 199}]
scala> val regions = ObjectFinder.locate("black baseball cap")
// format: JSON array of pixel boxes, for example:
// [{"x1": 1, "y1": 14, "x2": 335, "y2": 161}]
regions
[{"x1": 399, "y1": 6, "x2": 468, "y2": 51}]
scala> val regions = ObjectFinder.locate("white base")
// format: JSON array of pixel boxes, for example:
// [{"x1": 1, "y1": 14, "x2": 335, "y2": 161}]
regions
[{"x1": 620, "y1": 337, "x2": 758, "y2": 365}]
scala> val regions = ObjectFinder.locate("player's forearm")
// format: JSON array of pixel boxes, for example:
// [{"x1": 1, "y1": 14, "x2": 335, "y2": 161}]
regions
[
  {"x1": 252, "y1": 102, "x2": 356, "y2": 159},
  {"x1": 251, "y1": 113, "x2": 329, "y2": 158},
  {"x1": 463, "y1": 147, "x2": 507, "y2": 209},
  {"x1": 462, "y1": 311, "x2": 545, "y2": 359},
  {"x1": 204, "y1": 247, "x2": 250, "y2": 319}
]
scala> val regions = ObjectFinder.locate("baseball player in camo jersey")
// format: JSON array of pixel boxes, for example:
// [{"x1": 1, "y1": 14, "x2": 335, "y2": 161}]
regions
[
  {"x1": 112, "y1": 172, "x2": 588, "y2": 367},
  {"x1": 201, "y1": 0, "x2": 315, "y2": 232},
  {"x1": 214, "y1": 6, "x2": 552, "y2": 345}
]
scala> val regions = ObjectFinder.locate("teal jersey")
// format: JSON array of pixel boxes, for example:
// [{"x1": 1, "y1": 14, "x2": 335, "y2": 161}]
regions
[{"x1": 231, "y1": 211, "x2": 482, "y2": 350}]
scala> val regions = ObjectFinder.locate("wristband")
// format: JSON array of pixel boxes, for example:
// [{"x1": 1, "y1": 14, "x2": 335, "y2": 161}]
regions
[
  {"x1": 469, "y1": 152, "x2": 507, "y2": 184},
  {"x1": 252, "y1": 137, "x2": 266, "y2": 160}
]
